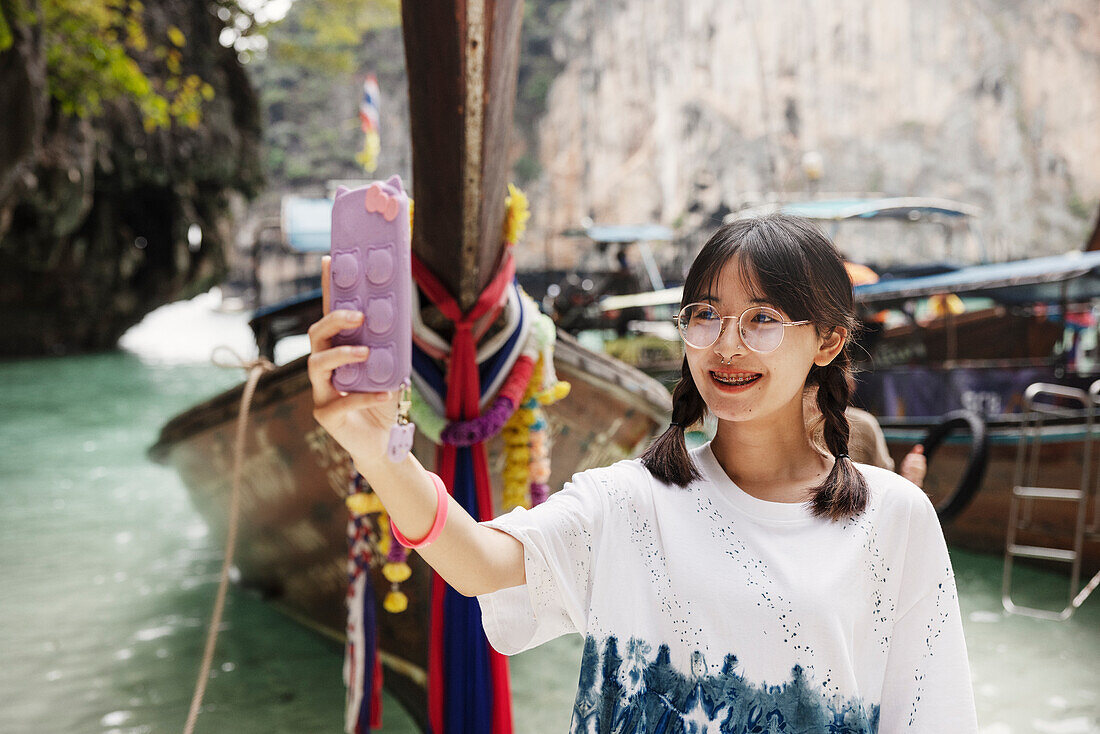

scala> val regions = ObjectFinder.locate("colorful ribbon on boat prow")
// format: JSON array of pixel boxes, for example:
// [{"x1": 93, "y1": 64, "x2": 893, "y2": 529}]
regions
[{"x1": 410, "y1": 200, "x2": 568, "y2": 733}]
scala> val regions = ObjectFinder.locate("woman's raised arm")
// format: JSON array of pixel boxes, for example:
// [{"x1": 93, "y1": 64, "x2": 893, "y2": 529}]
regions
[{"x1": 307, "y1": 256, "x2": 525, "y2": 597}]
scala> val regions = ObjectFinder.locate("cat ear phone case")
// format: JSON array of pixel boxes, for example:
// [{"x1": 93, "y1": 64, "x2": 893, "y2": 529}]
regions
[{"x1": 329, "y1": 175, "x2": 415, "y2": 461}]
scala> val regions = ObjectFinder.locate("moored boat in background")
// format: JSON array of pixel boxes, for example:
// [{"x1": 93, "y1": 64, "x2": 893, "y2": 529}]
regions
[{"x1": 853, "y1": 250, "x2": 1100, "y2": 576}]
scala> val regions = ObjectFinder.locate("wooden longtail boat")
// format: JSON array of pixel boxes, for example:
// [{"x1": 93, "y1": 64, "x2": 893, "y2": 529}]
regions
[
  {"x1": 853, "y1": 251, "x2": 1100, "y2": 576},
  {"x1": 149, "y1": 2, "x2": 671, "y2": 729},
  {"x1": 150, "y1": 327, "x2": 668, "y2": 728}
]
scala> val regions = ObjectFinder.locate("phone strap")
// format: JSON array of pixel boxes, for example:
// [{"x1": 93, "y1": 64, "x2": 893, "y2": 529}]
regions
[{"x1": 386, "y1": 382, "x2": 416, "y2": 462}]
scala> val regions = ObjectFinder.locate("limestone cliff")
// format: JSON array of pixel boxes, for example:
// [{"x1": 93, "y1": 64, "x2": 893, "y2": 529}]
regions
[
  {"x1": 526, "y1": 0, "x2": 1100, "y2": 270},
  {"x1": 0, "y1": 0, "x2": 262, "y2": 356}
]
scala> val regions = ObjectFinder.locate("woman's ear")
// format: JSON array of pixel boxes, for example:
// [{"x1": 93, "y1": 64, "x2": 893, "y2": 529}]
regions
[{"x1": 813, "y1": 327, "x2": 847, "y2": 367}]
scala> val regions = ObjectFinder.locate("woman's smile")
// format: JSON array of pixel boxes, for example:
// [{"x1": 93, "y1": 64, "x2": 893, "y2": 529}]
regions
[{"x1": 708, "y1": 369, "x2": 762, "y2": 391}]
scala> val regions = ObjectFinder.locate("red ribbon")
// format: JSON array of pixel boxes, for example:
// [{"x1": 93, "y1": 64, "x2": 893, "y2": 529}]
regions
[{"x1": 412, "y1": 251, "x2": 516, "y2": 734}]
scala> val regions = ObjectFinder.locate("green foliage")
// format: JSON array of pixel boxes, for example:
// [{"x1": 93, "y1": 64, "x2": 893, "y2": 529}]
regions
[
  {"x1": 2, "y1": 0, "x2": 41, "y2": 53},
  {"x1": 32, "y1": 0, "x2": 214, "y2": 130},
  {"x1": 0, "y1": 0, "x2": 31, "y2": 53},
  {"x1": 269, "y1": 0, "x2": 400, "y2": 75}
]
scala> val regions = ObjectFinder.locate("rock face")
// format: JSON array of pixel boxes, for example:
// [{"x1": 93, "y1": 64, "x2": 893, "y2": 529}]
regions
[
  {"x1": 0, "y1": 0, "x2": 262, "y2": 356},
  {"x1": 0, "y1": 0, "x2": 47, "y2": 211},
  {"x1": 526, "y1": 0, "x2": 1100, "y2": 270}
]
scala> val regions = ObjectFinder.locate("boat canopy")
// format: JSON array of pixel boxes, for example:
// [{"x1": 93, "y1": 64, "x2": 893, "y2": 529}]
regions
[
  {"x1": 728, "y1": 197, "x2": 982, "y2": 223},
  {"x1": 582, "y1": 224, "x2": 674, "y2": 244},
  {"x1": 600, "y1": 286, "x2": 684, "y2": 311},
  {"x1": 281, "y1": 196, "x2": 334, "y2": 253},
  {"x1": 855, "y1": 250, "x2": 1100, "y2": 307}
]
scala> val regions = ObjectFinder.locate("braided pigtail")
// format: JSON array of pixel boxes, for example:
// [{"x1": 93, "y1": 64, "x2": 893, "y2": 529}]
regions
[
  {"x1": 807, "y1": 351, "x2": 869, "y2": 520},
  {"x1": 639, "y1": 357, "x2": 708, "y2": 486}
]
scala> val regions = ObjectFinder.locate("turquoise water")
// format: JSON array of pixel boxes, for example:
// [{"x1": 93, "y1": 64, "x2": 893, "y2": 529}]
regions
[{"x1": 1, "y1": 350, "x2": 1097, "y2": 733}]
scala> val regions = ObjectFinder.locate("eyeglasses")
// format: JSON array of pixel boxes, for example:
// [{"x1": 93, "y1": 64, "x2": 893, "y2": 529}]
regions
[{"x1": 674, "y1": 303, "x2": 811, "y2": 353}]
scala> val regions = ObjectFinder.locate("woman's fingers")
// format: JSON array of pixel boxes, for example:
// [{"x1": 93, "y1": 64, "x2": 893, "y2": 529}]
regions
[
  {"x1": 308, "y1": 310, "x2": 365, "y2": 353},
  {"x1": 308, "y1": 343, "x2": 366, "y2": 402},
  {"x1": 309, "y1": 345, "x2": 370, "y2": 377},
  {"x1": 312, "y1": 389, "x2": 394, "y2": 425},
  {"x1": 308, "y1": 311, "x2": 366, "y2": 403}
]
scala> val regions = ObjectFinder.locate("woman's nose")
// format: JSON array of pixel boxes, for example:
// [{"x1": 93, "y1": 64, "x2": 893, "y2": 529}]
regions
[{"x1": 714, "y1": 317, "x2": 746, "y2": 356}]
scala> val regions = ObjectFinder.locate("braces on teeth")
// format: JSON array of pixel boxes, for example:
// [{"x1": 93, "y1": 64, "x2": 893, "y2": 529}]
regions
[{"x1": 712, "y1": 373, "x2": 759, "y2": 384}]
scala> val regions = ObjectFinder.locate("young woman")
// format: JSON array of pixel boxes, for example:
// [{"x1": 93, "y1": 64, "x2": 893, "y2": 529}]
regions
[{"x1": 308, "y1": 215, "x2": 978, "y2": 732}]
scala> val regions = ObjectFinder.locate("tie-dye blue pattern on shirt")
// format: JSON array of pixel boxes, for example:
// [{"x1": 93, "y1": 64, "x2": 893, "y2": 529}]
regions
[{"x1": 571, "y1": 635, "x2": 879, "y2": 734}]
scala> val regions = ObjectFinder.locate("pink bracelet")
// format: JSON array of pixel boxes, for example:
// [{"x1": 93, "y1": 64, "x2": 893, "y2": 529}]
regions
[{"x1": 391, "y1": 471, "x2": 450, "y2": 549}]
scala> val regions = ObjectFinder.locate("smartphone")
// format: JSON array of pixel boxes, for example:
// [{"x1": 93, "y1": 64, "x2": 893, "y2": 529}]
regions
[{"x1": 328, "y1": 175, "x2": 412, "y2": 393}]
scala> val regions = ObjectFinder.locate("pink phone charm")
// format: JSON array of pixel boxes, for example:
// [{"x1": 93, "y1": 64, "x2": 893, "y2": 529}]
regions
[
  {"x1": 329, "y1": 175, "x2": 416, "y2": 462},
  {"x1": 387, "y1": 417, "x2": 415, "y2": 463}
]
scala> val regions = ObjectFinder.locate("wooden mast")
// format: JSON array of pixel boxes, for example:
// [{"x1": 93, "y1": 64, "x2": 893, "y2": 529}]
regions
[{"x1": 402, "y1": 0, "x2": 525, "y2": 312}]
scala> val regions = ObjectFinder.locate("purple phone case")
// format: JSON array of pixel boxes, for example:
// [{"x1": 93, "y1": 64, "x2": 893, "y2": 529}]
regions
[{"x1": 329, "y1": 175, "x2": 412, "y2": 393}]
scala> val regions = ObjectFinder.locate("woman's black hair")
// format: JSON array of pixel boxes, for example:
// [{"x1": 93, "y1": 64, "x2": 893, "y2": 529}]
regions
[{"x1": 639, "y1": 214, "x2": 869, "y2": 521}]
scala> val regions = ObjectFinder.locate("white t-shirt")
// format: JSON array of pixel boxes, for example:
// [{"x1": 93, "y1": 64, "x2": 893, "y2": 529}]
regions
[{"x1": 477, "y1": 441, "x2": 978, "y2": 733}]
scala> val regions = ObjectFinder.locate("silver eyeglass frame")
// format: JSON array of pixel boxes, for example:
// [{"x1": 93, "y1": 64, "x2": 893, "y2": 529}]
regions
[{"x1": 673, "y1": 302, "x2": 811, "y2": 353}]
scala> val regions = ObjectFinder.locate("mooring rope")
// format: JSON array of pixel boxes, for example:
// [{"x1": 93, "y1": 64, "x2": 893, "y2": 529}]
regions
[{"x1": 183, "y1": 348, "x2": 275, "y2": 734}]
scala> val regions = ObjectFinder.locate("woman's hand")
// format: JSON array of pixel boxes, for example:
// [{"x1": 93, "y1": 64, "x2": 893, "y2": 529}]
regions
[{"x1": 308, "y1": 255, "x2": 400, "y2": 465}]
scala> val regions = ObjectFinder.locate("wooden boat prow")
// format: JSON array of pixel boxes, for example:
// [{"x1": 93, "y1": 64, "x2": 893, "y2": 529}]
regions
[{"x1": 149, "y1": 312, "x2": 671, "y2": 728}]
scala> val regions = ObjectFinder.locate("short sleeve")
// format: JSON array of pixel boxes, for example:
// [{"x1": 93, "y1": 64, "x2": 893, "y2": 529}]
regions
[
  {"x1": 878, "y1": 496, "x2": 978, "y2": 732},
  {"x1": 475, "y1": 468, "x2": 606, "y2": 655}
]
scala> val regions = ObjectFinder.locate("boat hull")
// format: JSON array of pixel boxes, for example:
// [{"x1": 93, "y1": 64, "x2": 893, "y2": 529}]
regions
[
  {"x1": 150, "y1": 333, "x2": 670, "y2": 729},
  {"x1": 883, "y1": 423, "x2": 1100, "y2": 576}
]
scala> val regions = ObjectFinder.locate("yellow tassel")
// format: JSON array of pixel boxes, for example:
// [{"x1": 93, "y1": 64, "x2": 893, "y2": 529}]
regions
[
  {"x1": 503, "y1": 184, "x2": 530, "y2": 245},
  {"x1": 537, "y1": 381, "x2": 571, "y2": 405},
  {"x1": 383, "y1": 561, "x2": 412, "y2": 583},
  {"x1": 370, "y1": 514, "x2": 386, "y2": 555},
  {"x1": 384, "y1": 590, "x2": 409, "y2": 614},
  {"x1": 346, "y1": 492, "x2": 380, "y2": 517},
  {"x1": 502, "y1": 486, "x2": 530, "y2": 511}
]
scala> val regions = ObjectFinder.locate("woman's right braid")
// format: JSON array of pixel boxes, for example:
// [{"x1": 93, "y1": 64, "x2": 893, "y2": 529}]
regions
[
  {"x1": 814, "y1": 359, "x2": 852, "y2": 460},
  {"x1": 670, "y1": 359, "x2": 707, "y2": 429},
  {"x1": 640, "y1": 358, "x2": 707, "y2": 487},
  {"x1": 809, "y1": 352, "x2": 870, "y2": 520}
]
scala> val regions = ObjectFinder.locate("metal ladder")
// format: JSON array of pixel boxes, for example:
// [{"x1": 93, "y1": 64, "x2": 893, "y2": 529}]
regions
[{"x1": 1002, "y1": 382, "x2": 1100, "y2": 620}]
